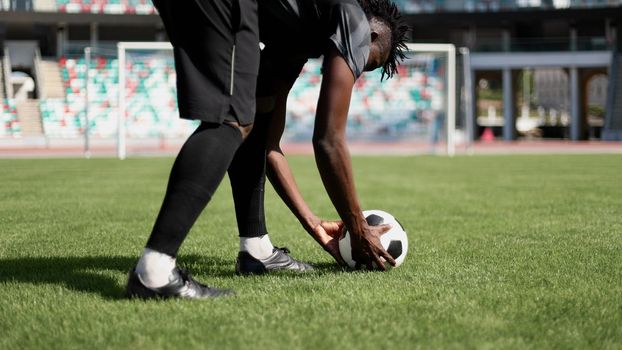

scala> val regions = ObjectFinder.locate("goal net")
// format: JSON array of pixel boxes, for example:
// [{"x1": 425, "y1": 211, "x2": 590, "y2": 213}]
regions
[
  {"x1": 115, "y1": 42, "x2": 197, "y2": 159},
  {"x1": 53, "y1": 43, "x2": 197, "y2": 158},
  {"x1": 285, "y1": 43, "x2": 456, "y2": 155},
  {"x1": 109, "y1": 42, "x2": 456, "y2": 158}
]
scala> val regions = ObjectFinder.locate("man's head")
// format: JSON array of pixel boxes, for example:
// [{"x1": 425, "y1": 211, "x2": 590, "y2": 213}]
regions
[{"x1": 359, "y1": 0, "x2": 409, "y2": 80}]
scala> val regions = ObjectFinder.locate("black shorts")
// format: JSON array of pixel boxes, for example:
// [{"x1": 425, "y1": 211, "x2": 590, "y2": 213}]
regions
[{"x1": 153, "y1": 0, "x2": 260, "y2": 125}]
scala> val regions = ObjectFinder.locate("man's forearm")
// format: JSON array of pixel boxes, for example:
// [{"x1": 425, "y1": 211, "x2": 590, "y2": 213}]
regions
[
  {"x1": 266, "y1": 148, "x2": 320, "y2": 233},
  {"x1": 313, "y1": 136, "x2": 367, "y2": 234}
]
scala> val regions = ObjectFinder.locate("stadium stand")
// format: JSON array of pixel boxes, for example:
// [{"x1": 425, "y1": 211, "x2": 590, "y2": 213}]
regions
[
  {"x1": 55, "y1": 0, "x2": 156, "y2": 14},
  {"x1": 1, "y1": 0, "x2": 617, "y2": 141},
  {"x1": 1, "y1": 99, "x2": 21, "y2": 137},
  {"x1": 120, "y1": 54, "x2": 193, "y2": 138},
  {"x1": 393, "y1": 0, "x2": 621, "y2": 13},
  {"x1": 41, "y1": 53, "x2": 196, "y2": 138},
  {"x1": 0, "y1": 56, "x2": 20, "y2": 137},
  {"x1": 34, "y1": 53, "x2": 445, "y2": 141},
  {"x1": 285, "y1": 58, "x2": 445, "y2": 141},
  {"x1": 39, "y1": 56, "x2": 86, "y2": 138}
]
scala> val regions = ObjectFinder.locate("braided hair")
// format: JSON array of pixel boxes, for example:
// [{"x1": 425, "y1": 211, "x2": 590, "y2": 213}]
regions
[{"x1": 358, "y1": 0, "x2": 409, "y2": 80}]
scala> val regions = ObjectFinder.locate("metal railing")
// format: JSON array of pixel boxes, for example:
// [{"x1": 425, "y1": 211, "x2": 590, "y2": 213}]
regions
[
  {"x1": 473, "y1": 36, "x2": 611, "y2": 52},
  {"x1": 603, "y1": 53, "x2": 617, "y2": 136},
  {"x1": 2, "y1": 47, "x2": 13, "y2": 99},
  {"x1": 33, "y1": 47, "x2": 44, "y2": 99}
]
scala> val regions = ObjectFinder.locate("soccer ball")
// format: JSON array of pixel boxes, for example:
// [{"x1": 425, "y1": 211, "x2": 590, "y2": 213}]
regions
[{"x1": 338, "y1": 210, "x2": 408, "y2": 268}]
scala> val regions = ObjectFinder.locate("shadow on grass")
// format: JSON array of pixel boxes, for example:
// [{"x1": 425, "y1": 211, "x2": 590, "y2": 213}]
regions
[
  {"x1": 0, "y1": 254, "x2": 235, "y2": 300},
  {"x1": 0, "y1": 255, "x2": 347, "y2": 299}
]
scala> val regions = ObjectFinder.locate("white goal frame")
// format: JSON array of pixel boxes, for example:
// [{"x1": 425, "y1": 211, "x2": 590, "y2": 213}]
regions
[
  {"x1": 405, "y1": 43, "x2": 457, "y2": 157},
  {"x1": 115, "y1": 42, "x2": 456, "y2": 159}
]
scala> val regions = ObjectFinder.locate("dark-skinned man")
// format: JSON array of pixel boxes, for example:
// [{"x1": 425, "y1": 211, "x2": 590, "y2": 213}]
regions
[
  {"x1": 126, "y1": 0, "x2": 408, "y2": 300},
  {"x1": 233, "y1": 0, "x2": 409, "y2": 274}
]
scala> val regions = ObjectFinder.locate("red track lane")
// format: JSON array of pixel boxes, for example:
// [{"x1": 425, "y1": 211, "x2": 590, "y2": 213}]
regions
[{"x1": 0, "y1": 139, "x2": 621, "y2": 158}]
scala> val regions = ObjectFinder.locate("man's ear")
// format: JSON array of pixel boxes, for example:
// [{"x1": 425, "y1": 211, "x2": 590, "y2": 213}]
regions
[{"x1": 370, "y1": 31, "x2": 379, "y2": 43}]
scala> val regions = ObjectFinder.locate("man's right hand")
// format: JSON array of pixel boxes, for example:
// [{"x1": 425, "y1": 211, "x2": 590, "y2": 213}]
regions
[
  {"x1": 310, "y1": 220, "x2": 346, "y2": 266},
  {"x1": 349, "y1": 222, "x2": 396, "y2": 271}
]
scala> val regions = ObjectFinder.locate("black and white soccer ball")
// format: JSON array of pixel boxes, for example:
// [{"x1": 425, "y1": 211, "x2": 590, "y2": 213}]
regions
[{"x1": 338, "y1": 210, "x2": 408, "y2": 268}]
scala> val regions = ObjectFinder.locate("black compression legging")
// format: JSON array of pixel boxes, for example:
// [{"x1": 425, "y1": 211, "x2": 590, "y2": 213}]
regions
[
  {"x1": 145, "y1": 120, "x2": 268, "y2": 257},
  {"x1": 228, "y1": 112, "x2": 270, "y2": 239}
]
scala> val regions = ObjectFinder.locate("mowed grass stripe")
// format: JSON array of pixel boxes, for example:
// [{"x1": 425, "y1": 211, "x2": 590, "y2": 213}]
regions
[{"x1": 0, "y1": 154, "x2": 620, "y2": 349}]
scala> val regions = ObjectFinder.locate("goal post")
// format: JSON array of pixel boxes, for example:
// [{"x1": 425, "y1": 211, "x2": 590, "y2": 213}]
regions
[{"x1": 405, "y1": 43, "x2": 457, "y2": 156}]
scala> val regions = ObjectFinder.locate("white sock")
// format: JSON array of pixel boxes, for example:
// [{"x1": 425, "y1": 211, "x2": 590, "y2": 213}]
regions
[
  {"x1": 240, "y1": 235, "x2": 274, "y2": 260},
  {"x1": 135, "y1": 248, "x2": 176, "y2": 288}
]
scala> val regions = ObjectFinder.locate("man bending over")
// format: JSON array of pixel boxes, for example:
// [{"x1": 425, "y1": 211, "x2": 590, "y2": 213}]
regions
[{"x1": 233, "y1": 0, "x2": 409, "y2": 274}]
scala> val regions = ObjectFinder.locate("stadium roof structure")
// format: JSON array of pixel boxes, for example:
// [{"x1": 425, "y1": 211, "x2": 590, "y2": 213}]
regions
[{"x1": 0, "y1": 10, "x2": 160, "y2": 25}]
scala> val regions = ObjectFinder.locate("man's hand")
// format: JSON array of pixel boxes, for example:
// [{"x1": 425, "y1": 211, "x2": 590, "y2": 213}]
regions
[
  {"x1": 309, "y1": 220, "x2": 347, "y2": 266},
  {"x1": 349, "y1": 223, "x2": 396, "y2": 271},
  {"x1": 312, "y1": 48, "x2": 395, "y2": 271}
]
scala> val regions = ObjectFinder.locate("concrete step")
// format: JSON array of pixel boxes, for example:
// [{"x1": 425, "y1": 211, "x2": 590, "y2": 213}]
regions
[
  {"x1": 39, "y1": 60, "x2": 65, "y2": 99},
  {"x1": 34, "y1": 0, "x2": 56, "y2": 11},
  {"x1": 16, "y1": 99, "x2": 43, "y2": 136}
]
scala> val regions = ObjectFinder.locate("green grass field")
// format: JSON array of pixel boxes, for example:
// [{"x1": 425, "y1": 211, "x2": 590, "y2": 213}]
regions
[{"x1": 1, "y1": 154, "x2": 621, "y2": 349}]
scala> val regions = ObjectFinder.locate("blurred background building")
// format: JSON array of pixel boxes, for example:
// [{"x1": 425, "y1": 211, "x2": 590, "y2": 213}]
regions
[
  {"x1": 1, "y1": 0, "x2": 621, "y2": 145},
  {"x1": 401, "y1": 0, "x2": 622, "y2": 141}
]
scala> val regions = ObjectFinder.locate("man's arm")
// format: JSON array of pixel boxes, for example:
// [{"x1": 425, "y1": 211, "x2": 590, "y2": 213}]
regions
[
  {"x1": 259, "y1": 79, "x2": 346, "y2": 264},
  {"x1": 312, "y1": 46, "x2": 396, "y2": 270},
  {"x1": 261, "y1": 81, "x2": 317, "y2": 232}
]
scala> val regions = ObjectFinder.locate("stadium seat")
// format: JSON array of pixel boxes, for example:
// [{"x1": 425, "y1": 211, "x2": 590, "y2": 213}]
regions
[
  {"x1": 41, "y1": 53, "x2": 194, "y2": 138},
  {"x1": 285, "y1": 59, "x2": 445, "y2": 141},
  {"x1": 38, "y1": 52, "x2": 445, "y2": 141},
  {"x1": 1, "y1": 99, "x2": 21, "y2": 138},
  {"x1": 55, "y1": 0, "x2": 156, "y2": 14}
]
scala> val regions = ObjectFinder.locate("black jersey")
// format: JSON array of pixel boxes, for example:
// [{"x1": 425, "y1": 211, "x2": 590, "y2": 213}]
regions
[{"x1": 259, "y1": 0, "x2": 371, "y2": 80}]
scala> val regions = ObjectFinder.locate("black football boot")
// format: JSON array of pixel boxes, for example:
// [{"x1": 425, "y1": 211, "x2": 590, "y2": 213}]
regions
[
  {"x1": 235, "y1": 246, "x2": 313, "y2": 275},
  {"x1": 126, "y1": 267, "x2": 234, "y2": 300}
]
